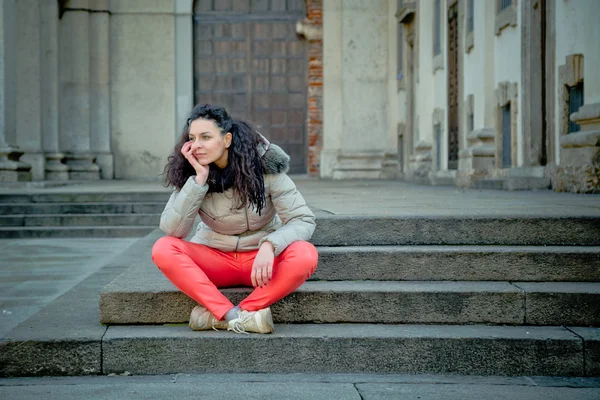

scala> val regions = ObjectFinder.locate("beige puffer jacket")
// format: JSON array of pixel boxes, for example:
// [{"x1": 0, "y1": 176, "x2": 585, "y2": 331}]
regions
[{"x1": 159, "y1": 144, "x2": 316, "y2": 256}]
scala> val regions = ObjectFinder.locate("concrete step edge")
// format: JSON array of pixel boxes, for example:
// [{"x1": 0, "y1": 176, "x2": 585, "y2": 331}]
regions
[{"x1": 101, "y1": 280, "x2": 600, "y2": 294}]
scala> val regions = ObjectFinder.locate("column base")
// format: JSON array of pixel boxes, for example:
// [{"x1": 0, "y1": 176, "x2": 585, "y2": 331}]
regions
[
  {"x1": 65, "y1": 152, "x2": 100, "y2": 180},
  {"x1": 456, "y1": 128, "x2": 496, "y2": 188},
  {"x1": 321, "y1": 150, "x2": 391, "y2": 179},
  {"x1": 332, "y1": 151, "x2": 386, "y2": 180},
  {"x1": 381, "y1": 152, "x2": 400, "y2": 179},
  {"x1": 405, "y1": 141, "x2": 432, "y2": 184},
  {"x1": 45, "y1": 153, "x2": 70, "y2": 181},
  {"x1": 467, "y1": 167, "x2": 550, "y2": 191},
  {"x1": 20, "y1": 152, "x2": 46, "y2": 181},
  {"x1": 94, "y1": 152, "x2": 114, "y2": 179},
  {"x1": 553, "y1": 104, "x2": 600, "y2": 193},
  {"x1": 0, "y1": 146, "x2": 32, "y2": 182}
]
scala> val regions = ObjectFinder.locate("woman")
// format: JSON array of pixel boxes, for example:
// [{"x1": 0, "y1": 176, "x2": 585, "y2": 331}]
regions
[{"x1": 151, "y1": 104, "x2": 318, "y2": 334}]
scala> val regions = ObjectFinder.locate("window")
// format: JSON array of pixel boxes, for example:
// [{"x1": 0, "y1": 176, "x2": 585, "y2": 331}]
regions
[
  {"x1": 434, "y1": 0, "x2": 441, "y2": 56},
  {"x1": 568, "y1": 82, "x2": 584, "y2": 133},
  {"x1": 495, "y1": 0, "x2": 517, "y2": 35},
  {"x1": 435, "y1": 124, "x2": 442, "y2": 170},
  {"x1": 499, "y1": 0, "x2": 512, "y2": 12},
  {"x1": 397, "y1": 23, "x2": 403, "y2": 81},
  {"x1": 468, "y1": 113, "x2": 474, "y2": 134},
  {"x1": 467, "y1": 0, "x2": 474, "y2": 33},
  {"x1": 501, "y1": 103, "x2": 512, "y2": 167}
]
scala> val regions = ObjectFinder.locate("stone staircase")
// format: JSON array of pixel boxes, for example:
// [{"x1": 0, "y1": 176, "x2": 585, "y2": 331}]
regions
[
  {"x1": 0, "y1": 192, "x2": 169, "y2": 238},
  {"x1": 97, "y1": 215, "x2": 600, "y2": 376}
]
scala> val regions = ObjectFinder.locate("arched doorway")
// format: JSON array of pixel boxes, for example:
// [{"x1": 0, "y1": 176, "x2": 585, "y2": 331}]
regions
[{"x1": 193, "y1": 0, "x2": 308, "y2": 173}]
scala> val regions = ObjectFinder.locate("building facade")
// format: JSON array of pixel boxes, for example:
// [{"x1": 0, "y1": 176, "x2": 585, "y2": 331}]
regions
[{"x1": 0, "y1": 0, "x2": 598, "y2": 193}]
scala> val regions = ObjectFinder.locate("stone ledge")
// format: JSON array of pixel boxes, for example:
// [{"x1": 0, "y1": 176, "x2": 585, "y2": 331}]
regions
[
  {"x1": 571, "y1": 103, "x2": 600, "y2": 126},
  {"x1": 560, "y1": 130, "x2": 600, "y2": 148}
]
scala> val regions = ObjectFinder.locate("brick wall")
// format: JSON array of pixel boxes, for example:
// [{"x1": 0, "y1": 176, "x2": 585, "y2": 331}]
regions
[{"x1": 304, "y1": 0, "x2": 323, "y2": 176}]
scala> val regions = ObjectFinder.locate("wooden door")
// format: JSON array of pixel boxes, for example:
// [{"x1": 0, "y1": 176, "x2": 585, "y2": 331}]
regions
[
  {"x1": 193, "y1": 0, "x2": 308, "y2": 173},
  {"x1": 447, "y1": 3, "x2": 459, "y2": 170}
]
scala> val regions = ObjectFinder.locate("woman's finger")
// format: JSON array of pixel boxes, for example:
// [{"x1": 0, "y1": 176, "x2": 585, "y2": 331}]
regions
[
  {"x1": 251, "y1": 268, "x2": 258, "y2": 288},
  {"x1": 256, "y1": 268, "x2": 263, "y2": 288},
  {"x1": 267, "y1": 263, "x2": 273, "y2": 281}
]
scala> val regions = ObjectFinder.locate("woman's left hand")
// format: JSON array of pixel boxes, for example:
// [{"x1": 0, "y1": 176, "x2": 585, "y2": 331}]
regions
[{"x1": 251, "y1": 242, "x2": 275, "y2": 288}]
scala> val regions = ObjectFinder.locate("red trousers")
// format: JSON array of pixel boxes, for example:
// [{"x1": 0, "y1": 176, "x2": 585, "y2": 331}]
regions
[{"x1": 151, "y1": 236, "x2": 318, "y2": 320}]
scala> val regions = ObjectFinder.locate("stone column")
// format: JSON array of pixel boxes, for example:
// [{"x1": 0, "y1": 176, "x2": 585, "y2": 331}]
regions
[
  {"x1": 0, "y1": 0, "x2": 31, "y2": 181},
  {"x1": 321, "y1": 0, "x2": 389, "y2": 179},
  {"x1": 456, "y1": 0, "x2": 497, "y2": 188},
  {"x1": 89, "y1": 0, "x2": 113, "y2": 179},
  {"x1": 40, "y1": 0, "x2": 68, "y2": 180},
  {"x1": 59, "y1": 0, "x2": 100, "y2": 180},
  {"x1": 15, "y1": 0, "x2": 44, "y2": 180},
  {"x1": 174, "y1": 0, "x2": 194, "y2": 139}
]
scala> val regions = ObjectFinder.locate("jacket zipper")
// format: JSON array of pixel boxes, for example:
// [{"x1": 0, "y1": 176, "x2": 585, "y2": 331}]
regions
[
  {"x1": 244, "y1": 207, "x2": 250, "y2": 231},
  {"x1": 199, "y1": 207, "x2": 216, "y2": 220},
  {"x1": 234, "y1": 236, "x2": 240, "y2": 260}
]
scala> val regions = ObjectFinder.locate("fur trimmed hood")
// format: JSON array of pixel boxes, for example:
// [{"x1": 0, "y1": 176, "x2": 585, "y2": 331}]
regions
[{"x1": 257, "y1": 134, "x2": 290, "y2": 175}]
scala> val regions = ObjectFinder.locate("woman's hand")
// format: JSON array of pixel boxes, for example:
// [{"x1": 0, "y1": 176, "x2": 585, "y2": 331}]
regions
[
  {"x1": 251, "y1": 242, "x2": 275, "y2": 288},
  {"x1": 181, "y1": 141, "x2": 209, "y2": 185}
]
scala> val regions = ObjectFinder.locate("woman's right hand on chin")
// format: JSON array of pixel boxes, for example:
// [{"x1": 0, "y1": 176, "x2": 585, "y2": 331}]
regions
[{"x1": 181, "y1": 141, "x2": 209, "y2": 186}]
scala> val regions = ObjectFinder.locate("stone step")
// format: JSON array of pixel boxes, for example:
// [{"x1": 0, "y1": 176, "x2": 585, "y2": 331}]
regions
[
  {"x1": 100, "y1": 278, "x2": 600, "y2": 326},
  {"x1": 100, "y1": 324, "x2": 591, "y2": 376},
  {"x1": 0, "y1": 207, "x2": 597, "y2": 245},
  {"x1": 0, "y1": 202, "x2": 165, "y2": 215},
  {"x1": 314, "y1": 245, "x2": 600, "y2": 282},
  {"x1": 0, "y1": 226, "x2": 155, "y2": 239},
  {"x1": 311, "y1": 216, "x2": 600, "y2": 246},
  {"x1": 0, "y1": 213, "x2": 160, "y2": 227},
  {"x1": 0, "y1": 192, "x2": 171, "y2": 204}
]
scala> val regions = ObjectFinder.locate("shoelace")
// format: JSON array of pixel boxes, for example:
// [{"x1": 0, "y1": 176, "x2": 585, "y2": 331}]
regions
[
  {"x1": 228, "y1": 312, "x2": 253, "y2": 335},
  {"x1": 211, "y1": 319, "x2": 228, "y2": 331}
]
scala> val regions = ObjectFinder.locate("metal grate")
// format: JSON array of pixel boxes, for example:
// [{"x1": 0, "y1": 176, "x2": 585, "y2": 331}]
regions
[
  {"x1": 568, "y1": 82, "x2": 584, "y2": 133},
  {"x1": 434, "y1": 0, "x2": 441, "y2": 55},
  {"x1": 502, "y1": 104, "x2": 512, "y2": 167},
  {"x1": 499, "y1": 0, "x2": 512, "y2": 12}
]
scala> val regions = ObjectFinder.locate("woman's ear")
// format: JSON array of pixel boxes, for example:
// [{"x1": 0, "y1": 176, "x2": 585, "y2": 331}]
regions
[{"x1": 224, "y1": 132, "x2": 233, "y2": 148}]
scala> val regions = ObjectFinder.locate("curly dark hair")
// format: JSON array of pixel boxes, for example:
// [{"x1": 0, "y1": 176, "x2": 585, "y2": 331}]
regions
[{"x1": 162, "y1": 104, "x2": 267, "y2": 214}]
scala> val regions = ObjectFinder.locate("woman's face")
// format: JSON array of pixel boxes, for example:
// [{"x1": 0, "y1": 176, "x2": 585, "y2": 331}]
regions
[{"x1": 188, "y1": 118, "x2": 232, "y2": 168}]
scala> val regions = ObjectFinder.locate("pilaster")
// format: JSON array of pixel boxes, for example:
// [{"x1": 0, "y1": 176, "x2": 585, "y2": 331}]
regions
[
  {"x1": 59, "y1": 1, "x2": 100, "y2": 180},
  {"x1": 0, "y1": 0, "x2": 31, "y2": 181},
  {"x1": 40, "y1": 0, "x2": 68, "y2": 180}
]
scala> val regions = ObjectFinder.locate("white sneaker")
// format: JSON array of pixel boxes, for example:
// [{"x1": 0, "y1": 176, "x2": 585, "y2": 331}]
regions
[
  {"x1": 227, "y1": 308, "x2": 274, "y2": 334},
  {"x1": 189, "y1": 305, "x2": 228, "y2": 331}
]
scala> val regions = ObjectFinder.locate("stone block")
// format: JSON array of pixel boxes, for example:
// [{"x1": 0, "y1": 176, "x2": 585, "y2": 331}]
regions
[
  {"x1": 100, "y1": 273, "x2": 526, "y2": 325},
  {"x1": 569, "y1": 327, "x2": 600, "y2": 377},
  {"x1": 313, "y1": 245, "x2": 600, "y2": 282},
  {"x1": 515, "y1": 283, "x2": 600, "y2": 326},
  {"x1": 102, "y1": 324, "x2": 584, "y2": 376}
]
